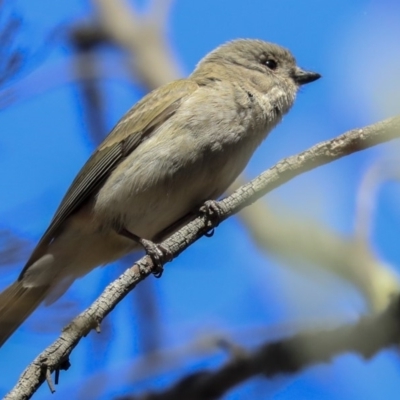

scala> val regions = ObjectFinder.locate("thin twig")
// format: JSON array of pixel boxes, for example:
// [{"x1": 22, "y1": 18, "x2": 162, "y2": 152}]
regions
[{"x1": 44, "y1": 367, "x2": 55, "y2": 394}]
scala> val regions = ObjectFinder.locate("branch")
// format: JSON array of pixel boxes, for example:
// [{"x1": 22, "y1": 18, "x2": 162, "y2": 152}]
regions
[
  {"x1": 0, "y1": 10, "x2": 25, "y2": 87},
  {"x1": 74, "y1": 0, "x2": 400, "y2": 311},
  {"x1": 5, "y1": 115, "x2": 400, "y2": 398},
  {"x1": 69, "y1": 35, "x2": 109, "y2": 145},
  {"x1": 2, "y1": 0, "x2": 389, "y2": 312},
  {"x1": 119, "y1": 293, "x2": 400, "y2": 400},
  {"x1": 232, "y1": 181, "x2": 400, "y2": 312},
  {"x1": 92, "y1": 0, "x2": 181, "y2": 89}
]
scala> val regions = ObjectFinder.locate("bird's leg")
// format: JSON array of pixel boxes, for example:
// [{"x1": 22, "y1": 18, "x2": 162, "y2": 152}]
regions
[
  {"x1": 118, "y1": 228, "x2": 170, "y2": 277},
  {"x1": 199, "y1": 200, "x2": 225, "y2": 237}
]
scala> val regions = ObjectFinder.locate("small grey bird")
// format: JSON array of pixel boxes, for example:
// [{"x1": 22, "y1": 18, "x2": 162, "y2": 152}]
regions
[{"x1": 0, "y1": 39, "x2": 320, "y2": 346}]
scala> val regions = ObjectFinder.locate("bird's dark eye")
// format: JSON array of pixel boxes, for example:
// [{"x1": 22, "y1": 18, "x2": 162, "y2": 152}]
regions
[{"x1": 264, "y1": 59, "x2": 278, "y2": 70}]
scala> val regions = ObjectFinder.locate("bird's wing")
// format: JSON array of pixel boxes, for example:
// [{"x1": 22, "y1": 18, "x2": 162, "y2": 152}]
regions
[{"x1": 21, "y1": 79, "x2": 198, "y2": 275}]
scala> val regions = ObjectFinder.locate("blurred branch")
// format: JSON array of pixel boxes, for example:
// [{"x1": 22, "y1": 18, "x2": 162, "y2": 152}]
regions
[
  {"x1": 133, "y1": 277, "x2": 163, "y2": 354},
  {"x1": 232, "y1": 179, "x2": 400, "y2": 312},
  {"x1": 354, "y1": 161, "x2": 382, "y2": 246},
  {"x1": 5, "y1": 115, "x2": 400, "y2": 398},
  {"x1": 70, "y1": 27, "x2": 109, "y2": 146},
  {"x1": 353, "y1": 158, "x2": 400, "y2": 247},
  {"x1": 91, "y1": 0, "x2": 181, "y2": 89},
  {"x1": 70, "y1": 24, "x2": 109, "y2": 50},
  {"x1": 0, "y1": 11, "x2": 25, "y2": 87},
  {"x1": 119, "y1": 294, "x2": 400, "y2": 400}
]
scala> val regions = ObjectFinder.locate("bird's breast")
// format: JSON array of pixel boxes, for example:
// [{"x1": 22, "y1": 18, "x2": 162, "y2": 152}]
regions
[{"x1": 93, "y1": 84, "x2": 277, "y2": 240}]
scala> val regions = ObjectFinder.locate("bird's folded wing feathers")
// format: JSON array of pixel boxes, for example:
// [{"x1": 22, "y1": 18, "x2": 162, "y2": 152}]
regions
[{"x1": 21, "y1": 79, "x2": 199, "y2": 277}]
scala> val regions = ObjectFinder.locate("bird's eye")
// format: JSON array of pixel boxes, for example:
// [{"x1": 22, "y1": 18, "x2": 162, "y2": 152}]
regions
[{"x1": 264, "y1": 59, "x2": 278, "y2": 70}]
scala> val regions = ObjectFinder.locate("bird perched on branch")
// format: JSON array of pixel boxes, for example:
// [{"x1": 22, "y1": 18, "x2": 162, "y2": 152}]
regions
[{"x1": 0, "y1": 39, "x2": 320, "y2": 346}]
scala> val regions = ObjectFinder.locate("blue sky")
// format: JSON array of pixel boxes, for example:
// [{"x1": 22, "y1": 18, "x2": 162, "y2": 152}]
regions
[{"x1": 1, "y1": 0, "x2": 400, "y2": 398}]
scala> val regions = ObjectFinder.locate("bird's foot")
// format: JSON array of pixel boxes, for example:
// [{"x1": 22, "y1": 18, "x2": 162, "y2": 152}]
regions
[
  {"x1": 199, "y1": 200, "x2": 224, "y2": 237},
  {"x1": 118, "y1": 228, "x2": 170, "y2": 278},
  {"x1": 138, "y1": 238, "x2": 171, "y2": 278}
]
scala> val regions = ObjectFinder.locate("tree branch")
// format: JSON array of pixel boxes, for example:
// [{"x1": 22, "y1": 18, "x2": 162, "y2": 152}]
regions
[
  {"x1": 232, "y1": 180, "x2": 399, "y2": 312},
  {"x1": 69, "y1": 1, "x2": 400, "y2": 310},
  {"x1": 92, "y1": 0, "x2": 181, "y2": 89},
  {"x1": 5, "y1": 115, "x2": 400, "y2": 399},
  {"x1": 119, "y1": 293, "x2": 400, "y2": 400}
]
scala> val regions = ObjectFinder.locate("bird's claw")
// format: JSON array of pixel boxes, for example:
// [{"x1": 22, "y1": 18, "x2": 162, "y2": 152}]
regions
[
  {"x1": 139, "y1": 238, "x2": 171, "y2": 278},
  {"x1": 118, "y1": 228, "x2": 170, "y2": 277},
  {"x1": 204, "y1": 228, "x2": 215, "y2": 237},
  {"x1": 200, "y1": 200, "x2": 223, "y2": 235}
]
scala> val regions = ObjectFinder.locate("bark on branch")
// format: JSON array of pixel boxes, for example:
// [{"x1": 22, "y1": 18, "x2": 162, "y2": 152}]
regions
[{"x1": 5, "y1": 115, "x2": 400, "y2": 399}]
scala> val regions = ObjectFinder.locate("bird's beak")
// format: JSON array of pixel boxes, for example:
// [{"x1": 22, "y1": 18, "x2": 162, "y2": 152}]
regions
[{"x1": 292, "y1": 67, "x2": 321, "y2": 85}]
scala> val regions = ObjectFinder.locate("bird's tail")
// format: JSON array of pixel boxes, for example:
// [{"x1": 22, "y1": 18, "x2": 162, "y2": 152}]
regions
[{"x1": 0, "y1": 281, "x2": 49, "y2": 347}]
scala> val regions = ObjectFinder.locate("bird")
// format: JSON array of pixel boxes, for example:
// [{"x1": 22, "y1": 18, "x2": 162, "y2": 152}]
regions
[{"x1": 0, "y1": 39, "x2": 320, "y2": 347}]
